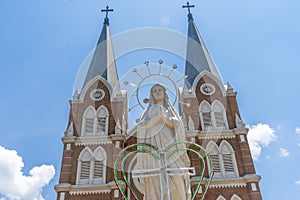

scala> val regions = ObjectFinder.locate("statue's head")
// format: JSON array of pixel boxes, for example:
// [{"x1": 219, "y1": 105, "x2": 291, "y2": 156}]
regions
[{"x1": 150, "y1": 84, "x2": 169, "y2": 105}]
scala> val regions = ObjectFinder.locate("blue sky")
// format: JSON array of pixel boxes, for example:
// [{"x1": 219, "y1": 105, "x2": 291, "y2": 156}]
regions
[{"x1": 1, "y1": 0, "x2": 300, "y2": 199}]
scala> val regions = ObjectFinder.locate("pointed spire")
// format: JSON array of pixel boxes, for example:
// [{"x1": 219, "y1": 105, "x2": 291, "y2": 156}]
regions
[
  {"x1": 183, "y1": 2, "x2": 222, "y2": 88},
  {"x1": 235, "y1": 114, "x2": 245, "y2": 129},
  {"x1": 188, "y1": 115, "x2": 195, "y2": 131},
  {"x1": 115, "y1": 119, "x2": 121, "y2": 134},
  {"x1": 82, "y1": 6, "x2": 120, "y2": 95},
  {"x1": 226, "y1": 82, "x2": 237, "y2": 95},
  {"x1": 64, "y1": 122, "x2": 74, "y2": 136},
  {"x1": 181, "y1": 113, "x2": 188, "y2": 131},
  {"x1": 72, "y1": 89, "x2": 79, "y2": 100}
]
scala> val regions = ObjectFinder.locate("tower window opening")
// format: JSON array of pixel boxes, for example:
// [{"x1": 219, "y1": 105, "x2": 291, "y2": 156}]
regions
[
  {"x1": 203, "y1": 112, "x2": 212, "y2": 130},
  {"x1": 94, "y1": 160, "x2": 104, "y2": 178},
  {"x1": 85, "y1": 118, "x2": 94, "y2": 133},
  {"x1": 215, "y1": 112, "x2": 226, "y2": 128},
  {"x1": 223, "y1": 154, "x2": 234, "y2": 172},
  {"x1": 80, "y1": 161, "x2": 90, "y2": 180},
  {"x1": 97, "y1": 117, "x2": 106, "y2": 133},
  {"x1": 210, "y1": 154, "x2": 221, "y2": 173},
  {"x1": 77, "y1": 147, "x2": 107, "y2": 185}
]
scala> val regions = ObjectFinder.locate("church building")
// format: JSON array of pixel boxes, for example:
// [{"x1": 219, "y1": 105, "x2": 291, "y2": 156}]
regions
[{"x1": 55, "y1": 3, "x2": 263, "y2": 200}]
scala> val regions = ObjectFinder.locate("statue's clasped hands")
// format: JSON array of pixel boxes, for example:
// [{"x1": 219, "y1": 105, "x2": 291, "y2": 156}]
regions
[{"x1": 157, "y1": 105, "x2": 174, "y2": 129}]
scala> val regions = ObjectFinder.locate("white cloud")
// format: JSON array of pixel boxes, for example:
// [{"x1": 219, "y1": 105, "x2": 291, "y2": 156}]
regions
[
  {"x1": 279, "y1": 148, "x2": 290, "y2": 157},
  {"x1": 277, "y1": 125, "x2": 282, "y2": 130},
  {"x1": 295, "y1": 127, "x2": 300, "y2": 134},
  {"x1": 248, "y1": 123, "x2": 276, "y2": 161},
  {"x1": 0, "y1": 146, "x2": 55, "y2": 200},
  {"x1": 265, "y1": 155, "x2": 271, "y2": 160},
  {"x1": 295, "y1": 180, "x2": 300, "y2": 185}
]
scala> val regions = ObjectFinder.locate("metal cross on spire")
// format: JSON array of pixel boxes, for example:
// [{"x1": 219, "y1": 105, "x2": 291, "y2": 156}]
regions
[
  {"x1": 101, "y1": 5, "x2": 113, "y2": 25},
  {"x1": 182, "y1": 1, "x2": 195, "y2": 14},
  {"x1": 101, "y1": 5, "x2": 114, "y2": 18}
]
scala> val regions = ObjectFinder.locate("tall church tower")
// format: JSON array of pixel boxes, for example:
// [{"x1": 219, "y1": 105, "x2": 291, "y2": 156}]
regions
[
  {"x1": 55, "y1": 7, "x2": 128, "y2": 199},
  {"x1": 178, "y1": 3, "x2": 263, "y2": 200},
  {"x1": 55, "y1": 3, "x2": 263, "y2": 200}
]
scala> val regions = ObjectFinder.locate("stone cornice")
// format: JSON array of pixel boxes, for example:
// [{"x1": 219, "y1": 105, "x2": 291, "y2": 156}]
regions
[
  {"x1": 127, "y1": 127, "x2": 249, "y2": 141},
  {"x1": 62, "y1": 135, "x2": 126, "y2": 146},
  {"x1": 191, "y1": 174, "x2": 261, "y2": 189},
  {"x1": 226, "y1": 92, "x2": 237, "y2": 97},
  {"x1": 232, "y1": 128, "x2": 249, "y2": 135},
  {"x1": 70, "y1": 190, "x2": 111, "y2": 195},
  {"x1": 54, "y1": 181, "x2": 125, "y2": 195},
  {"x1": 185, "y1": 130, "x2": 201, "y2": 138},
  {"x1": 70, "y1": 94, "x2": 126, "y2": 104},
  {"x1": 185, "y1": 128, "x2": 248, "y2": 140},
  {"x1": 198, "y1": 131, "x2": 236, "y2": 140}
]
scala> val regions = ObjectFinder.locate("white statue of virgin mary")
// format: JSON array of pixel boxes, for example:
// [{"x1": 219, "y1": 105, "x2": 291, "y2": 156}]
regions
[{"x1": 136, "y1": 84, "x2": 191, "y2": 200}]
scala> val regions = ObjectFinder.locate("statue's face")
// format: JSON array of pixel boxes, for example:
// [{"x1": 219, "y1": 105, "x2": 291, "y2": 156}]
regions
[{"x1": 151, "y1": 85, "x2": 164, "y2": 103}]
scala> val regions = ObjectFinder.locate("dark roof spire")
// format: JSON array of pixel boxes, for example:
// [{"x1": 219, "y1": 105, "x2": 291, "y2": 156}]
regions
[
  {"x1": 82, "y1": 6, "x2": 120, "y2": 94},
  {"x1": 101, "y1": 5, "x2": 114, "y2": 25},
  {"x1": 183, "y1": 2, "x2": 222, "y2": 88},
  {"x1": 182, "y1": 1, "x2": 195, "y2": 21}
]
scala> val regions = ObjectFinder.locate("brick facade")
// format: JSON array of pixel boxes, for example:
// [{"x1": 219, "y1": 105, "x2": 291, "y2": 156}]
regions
[
  {"x1": 55, "y1": 11, "x2": 262, "y2": 199},
  {"x1": 56, "y1": 74, "x2": 262, "y2": 200}
]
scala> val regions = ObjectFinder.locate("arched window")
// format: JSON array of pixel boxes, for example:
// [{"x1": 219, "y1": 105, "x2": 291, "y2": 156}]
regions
[
  {"x1": 81, "y1": 106, "x2": 109, "y2": 136},
  {"x1": 212, "y1": 101, "x2": 228, "y2": 130},
  {"x1": 96, "y1": 106, "x2": 109, "y2": 135},
  {"x1": 93, "y1": 147, "x2": 107, "y2": 184},
  {"x1": 230, "y1": 194, "x2": 242, "y2": 200},
  {"x1": 206, "y1": 141, "x2": 239, "y2": 179},
  {"x1": 206, "y1": 141, "x2": 221, "y2": 177},
  {"x1": 199, "y1": 101, "x2": 212, "y2": 131},
  {"x1": 220, "y1": 141, "x2": 239, "y2": 178},
  {"x1": 76, "y1": 147, "x2": 107, "y2": 185},
  {"x1": 199, "y1": 101, "x2": 228, "y2": 131},
  {"x1": 216, "y1": 195, "x2": 226, "y2": 200},
  {"x1": 77, "y1": 147, "x2": 93, "y2": 184},
  {"x1": 82, "y1": 106, "x2": 96, "y2": 136}
]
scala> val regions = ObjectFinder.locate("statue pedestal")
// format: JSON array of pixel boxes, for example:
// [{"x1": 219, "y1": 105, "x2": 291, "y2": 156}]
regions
[
  {"x1": 114, "y1": 142, "x2": 214, "y2": 200},
  {"x1": 132, "y1": 151, "x2": 195, "y2": 200}
]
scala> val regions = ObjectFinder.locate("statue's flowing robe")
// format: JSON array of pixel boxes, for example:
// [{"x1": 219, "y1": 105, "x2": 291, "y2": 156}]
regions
[{"x1": 136, "y1": 104, "x2": 191, "y2": 200}]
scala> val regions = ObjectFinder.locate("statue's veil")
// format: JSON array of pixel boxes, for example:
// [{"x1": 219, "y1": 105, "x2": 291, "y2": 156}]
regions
[{"x1": 139, "y1": 84, "x2": 180, "y2": 122}]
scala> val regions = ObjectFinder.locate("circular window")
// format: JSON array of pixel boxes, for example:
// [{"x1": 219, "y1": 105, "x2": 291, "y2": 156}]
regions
[
  {"x1": 200, "y1": 83, "x2": 215, "y2": 95},
  {"x1": 90, "y1": 89, "x2": 105, "y2": 101}
]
